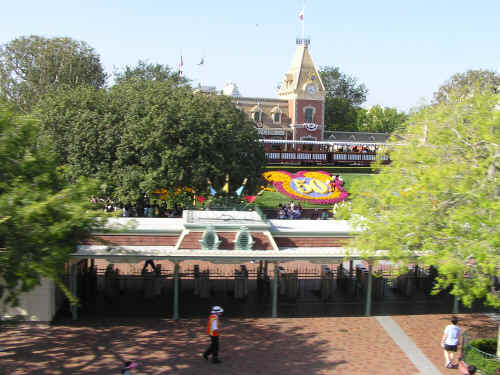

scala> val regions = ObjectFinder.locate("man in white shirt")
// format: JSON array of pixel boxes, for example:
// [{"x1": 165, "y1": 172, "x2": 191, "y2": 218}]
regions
[{"x1": 441, "y1": 316, "x2": 461, "y2": 368}]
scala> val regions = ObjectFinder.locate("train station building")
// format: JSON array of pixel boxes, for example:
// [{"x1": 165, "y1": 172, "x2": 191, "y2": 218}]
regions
[{"x1": 226, "y1": 38, "x2": 391, "y2": 165}]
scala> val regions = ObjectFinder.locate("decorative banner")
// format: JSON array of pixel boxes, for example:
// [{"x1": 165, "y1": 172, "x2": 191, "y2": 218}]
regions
[
  {"x1": 243, "y1": 195, "x2": 257, "y2": 203},
  {"x1": 262, "y1": 170, "x2": 348, "y2": 204},
  {"x1": 304, "y1": 123, "x2": 318, "y2": 132}
]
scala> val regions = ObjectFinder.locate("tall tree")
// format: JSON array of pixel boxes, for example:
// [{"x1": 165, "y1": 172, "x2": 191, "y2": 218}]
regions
[
  {"x1": 0, "y1": 35, "x2": 107, "y2": 112},
  {"x1": 433, "y1": 69, "x2": 500, "y2": 104},
  {"x1": 113, "y1": 60, "x2": 187, "y2": 86},
  {"x1": 0, "y1": 106, "x2": 102, "y2": 306},
  {"x1": 319, "y1": 66, "x2": 368, "y2": 106},
  {"x1": 319, "y1": 66, "x2": 368, "y2": 131},
  {"x1": 323, "y1": 97, "x2": 360, "y2": 131},
  {"x1": 36, "y1": 80, "x2": 265, "y2": 200},
  {"x1": 347, "y1": 89, "x2": 499, "y2": 311}
]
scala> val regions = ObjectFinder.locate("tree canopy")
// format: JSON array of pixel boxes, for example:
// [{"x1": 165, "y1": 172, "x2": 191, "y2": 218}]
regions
[
  {"x1": 0, "y1": 106, "x2": 102, "y2": 306},
  {"x1": 433, "y1": 69, "x2": 500, "y2": 104},
  {"x1": 113, "y1": 60, "x2": 187, "y2": 86},
  {"x1": 347, "y1": 89, "x2": 500, "y2": 308},
  {"x1": 319, "y1": 66, "x2": 368, "y2": 106},
  {"x1": 36, "y1": 79, "x2": 265, "y2": 201},
  {"x1": 318, "y1": 66, "x2": 407, "y2": 132},
  {"x1": 356, "y1": 105, "x2": 408, "y2": 133},
  {"x1": 0, "y1": 35, "x2": 107, "y2": 112}
]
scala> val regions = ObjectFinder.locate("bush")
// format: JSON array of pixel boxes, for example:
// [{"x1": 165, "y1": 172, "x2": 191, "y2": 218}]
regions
[
  {"x1": 463, "y1": 338, "x2": 500, "y2": 375},
  {"x1": 470, "y1": 338, "x2": 497, "y2": 355}
]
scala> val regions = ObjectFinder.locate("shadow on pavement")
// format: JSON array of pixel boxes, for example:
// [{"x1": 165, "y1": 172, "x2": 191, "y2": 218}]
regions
[{"x1": 0, "y1": 318, "x2": 347, "y2": 375}]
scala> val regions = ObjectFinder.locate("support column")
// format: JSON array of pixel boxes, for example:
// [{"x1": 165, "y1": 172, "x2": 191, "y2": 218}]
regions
[
  {"x1": 173, "y1": 261, "x2": 180, "y2": 320},
  {"x1": 365, "y1": 262, "x2": 373, "y2": 317},
  {"x1": 452, "y1": 295, "x2": 459, "y2": 314},
  {"x1": 272, "y1": 262, "x2": 279, "y2": 318},
  {"x1": 70, "y1": 262, "x2": 78, "y2": 320}
]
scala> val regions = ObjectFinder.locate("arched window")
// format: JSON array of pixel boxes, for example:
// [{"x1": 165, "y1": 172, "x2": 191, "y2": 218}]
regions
[
  {"x1": 253, "y1": 111, "x2": 261, "y2": 122},
  {"x1": 274, "y1": 112, "x2": 281, "y2": 123},
  {"x1": 271, "y1": 105, "x2": 282, "y2": 124},
  {"x1": 305, "y1": 108, "x2": 314, "y2": 123}
]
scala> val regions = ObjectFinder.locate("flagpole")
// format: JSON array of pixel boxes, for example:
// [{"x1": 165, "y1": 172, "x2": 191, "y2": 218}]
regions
[{"x1": 302, "y1": 1, "x2": 305, "y2": 39}]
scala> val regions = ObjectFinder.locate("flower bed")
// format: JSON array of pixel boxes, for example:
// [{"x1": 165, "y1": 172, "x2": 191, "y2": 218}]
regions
[{"x1": 262, "y1": 170, "x2": 348, "y2": 205}]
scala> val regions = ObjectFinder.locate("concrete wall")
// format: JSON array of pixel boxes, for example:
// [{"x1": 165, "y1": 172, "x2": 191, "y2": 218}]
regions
[{"x1": 0, "y1": 277, "x2": 57, "y2": 322}]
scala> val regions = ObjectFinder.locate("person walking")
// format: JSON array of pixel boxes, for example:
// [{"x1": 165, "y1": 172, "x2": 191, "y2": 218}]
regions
[
  {"x1": 203, "y1": 306, "x2": 223, "y2": 364},
  {"x1": 441, "y1": 316, "x2": 461, "y2": 369}
]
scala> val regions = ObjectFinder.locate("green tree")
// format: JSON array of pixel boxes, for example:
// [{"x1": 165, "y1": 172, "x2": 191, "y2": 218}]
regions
[
  {"x1": 36, "y1": 80, "x2": 265, "y2": 200},
  {"x1": 319, "y1": 66, "x2": 368, "y2": 131},
  {"x1": 323, "y1": 97, "x2": 360, "y2": 131},
  {"x1": 433, "y1": 69, "x2": 500, "y2": 104},
  {"x1": 0, "y1": 35, "x2": 107, "y2": 112},
  {"x1": 347, "y1": 89, "x2": 499, "y2": 313},
  {"x1": 319, "y1": 66, "x2": 368, "y2": 105},
  {"x1": 113, "y1": 60, "x2": 187, "y2": 86},
  {"x1": 0, "y1": 106, "x2": 102, "y2": 306},
  {"x1": 357, "y1": 105, "x2": 408, "y2": 133}
]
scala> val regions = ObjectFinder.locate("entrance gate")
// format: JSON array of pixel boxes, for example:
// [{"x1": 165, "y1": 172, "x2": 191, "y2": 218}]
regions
[{"x1": 64, "y1": 259, "x2": 481, "y2": 320}]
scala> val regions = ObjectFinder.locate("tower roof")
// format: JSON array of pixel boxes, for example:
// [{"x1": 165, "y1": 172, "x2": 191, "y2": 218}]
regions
[{"x1": 278, "y1": 39, "x2": 325, "y2": 99}]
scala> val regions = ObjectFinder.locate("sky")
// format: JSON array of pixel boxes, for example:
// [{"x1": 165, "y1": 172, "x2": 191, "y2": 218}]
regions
[{"x1": 1, "y1": 0, "x2": 499, "y2": 111}]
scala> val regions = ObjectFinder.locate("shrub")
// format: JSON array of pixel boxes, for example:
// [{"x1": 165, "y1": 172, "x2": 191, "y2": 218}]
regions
[
  {"x1": 470, "y1": 338, "x2": 497, "y2": 355},
  {"x1": 463, "y1": 338, "x2": 500, "y2": 375}
]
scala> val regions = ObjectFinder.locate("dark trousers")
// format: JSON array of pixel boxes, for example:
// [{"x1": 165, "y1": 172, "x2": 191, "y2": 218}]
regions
[{"x1": 204, "y1": 335, "x2": 219, "y2": 360}]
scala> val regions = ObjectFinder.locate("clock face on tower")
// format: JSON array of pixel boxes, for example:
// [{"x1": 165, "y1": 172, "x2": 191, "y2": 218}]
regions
[{"x1": 306, "y1": 84, "x2": 316, "y2": 95}]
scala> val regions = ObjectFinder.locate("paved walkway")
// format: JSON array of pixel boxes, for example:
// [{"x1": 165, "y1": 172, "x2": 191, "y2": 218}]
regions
[
  {"x1": 377, "y1": 316, "x2": 441, "y2": 375},
  {"x1": 0, "y1": 314, "x2": 497, "y2": 375}
]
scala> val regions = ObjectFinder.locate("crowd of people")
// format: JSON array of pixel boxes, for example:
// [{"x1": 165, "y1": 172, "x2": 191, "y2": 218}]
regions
[
  {"x1": 91, "y1": 197, "x2": 184, "y2": 218},
  {"x1": 278, "y1": 201, "x2": 303, "y2": 219},
  {"x1": 319, "y1": 144, "x2": 377, "y2": 153}
]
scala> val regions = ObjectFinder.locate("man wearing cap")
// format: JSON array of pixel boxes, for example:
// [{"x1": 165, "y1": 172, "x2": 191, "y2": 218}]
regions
[{"x1": 203, "y1": 306, "x2": 223, "y2": 364}]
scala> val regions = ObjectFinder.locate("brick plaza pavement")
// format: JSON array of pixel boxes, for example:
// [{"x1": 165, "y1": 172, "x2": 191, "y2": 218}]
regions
[{"x1": 0, "y1": 314, "x2": 497, "y2": 375}]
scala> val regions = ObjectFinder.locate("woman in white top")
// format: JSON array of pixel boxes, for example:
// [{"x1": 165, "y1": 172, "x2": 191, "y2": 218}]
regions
[{"x1": 441, "y1": 316, "x2": 461, "y2": 368}]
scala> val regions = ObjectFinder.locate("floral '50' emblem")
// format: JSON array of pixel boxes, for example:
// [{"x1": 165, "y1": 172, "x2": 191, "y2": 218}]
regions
[{"x1": 262, "y1": 170, "x2": 348, "y2": 204}]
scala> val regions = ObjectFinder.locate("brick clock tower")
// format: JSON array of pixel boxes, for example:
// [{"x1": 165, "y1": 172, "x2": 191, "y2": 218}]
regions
[{"x1": 278, "y1": 38, "x2": 326, "y2": 145}]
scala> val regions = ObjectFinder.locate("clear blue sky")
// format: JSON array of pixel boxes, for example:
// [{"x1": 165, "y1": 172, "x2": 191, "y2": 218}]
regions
[{"x1": 2, "y1": 0, "x2": 499, "y2": 111}]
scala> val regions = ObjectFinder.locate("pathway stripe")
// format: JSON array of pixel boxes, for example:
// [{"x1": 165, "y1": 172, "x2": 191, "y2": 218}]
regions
[{"x1": 376, "y1": 316, "x2": 442, "y2": 375}]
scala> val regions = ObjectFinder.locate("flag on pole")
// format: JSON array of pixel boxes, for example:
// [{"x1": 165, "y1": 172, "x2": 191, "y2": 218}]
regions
[
  {"x1": 235, "y1": 178, "x2": 247, "y2": 196},
  {"x1": 235, "y1": 185, "x2": 245, "y2": 196},
  {"x1": 221, "y1": 174, "x2": 230, "y2": 193},
  {"x1": 298, "y1": 8, "x2": 304, "y2": 21},
  {"x1": 178, "y1": 55, "x2": 184, "y2": 76}
]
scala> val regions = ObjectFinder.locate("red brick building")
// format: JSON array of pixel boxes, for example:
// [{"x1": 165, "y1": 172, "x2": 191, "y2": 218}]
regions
[{"x1": 234, "y1": 38, "x2": 326, "y2": 148}]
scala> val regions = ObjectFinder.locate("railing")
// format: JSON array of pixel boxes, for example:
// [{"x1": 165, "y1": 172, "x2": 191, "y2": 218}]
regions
[{"x1": 265, "y1": 152, "x2": 389, "y2": 164}]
